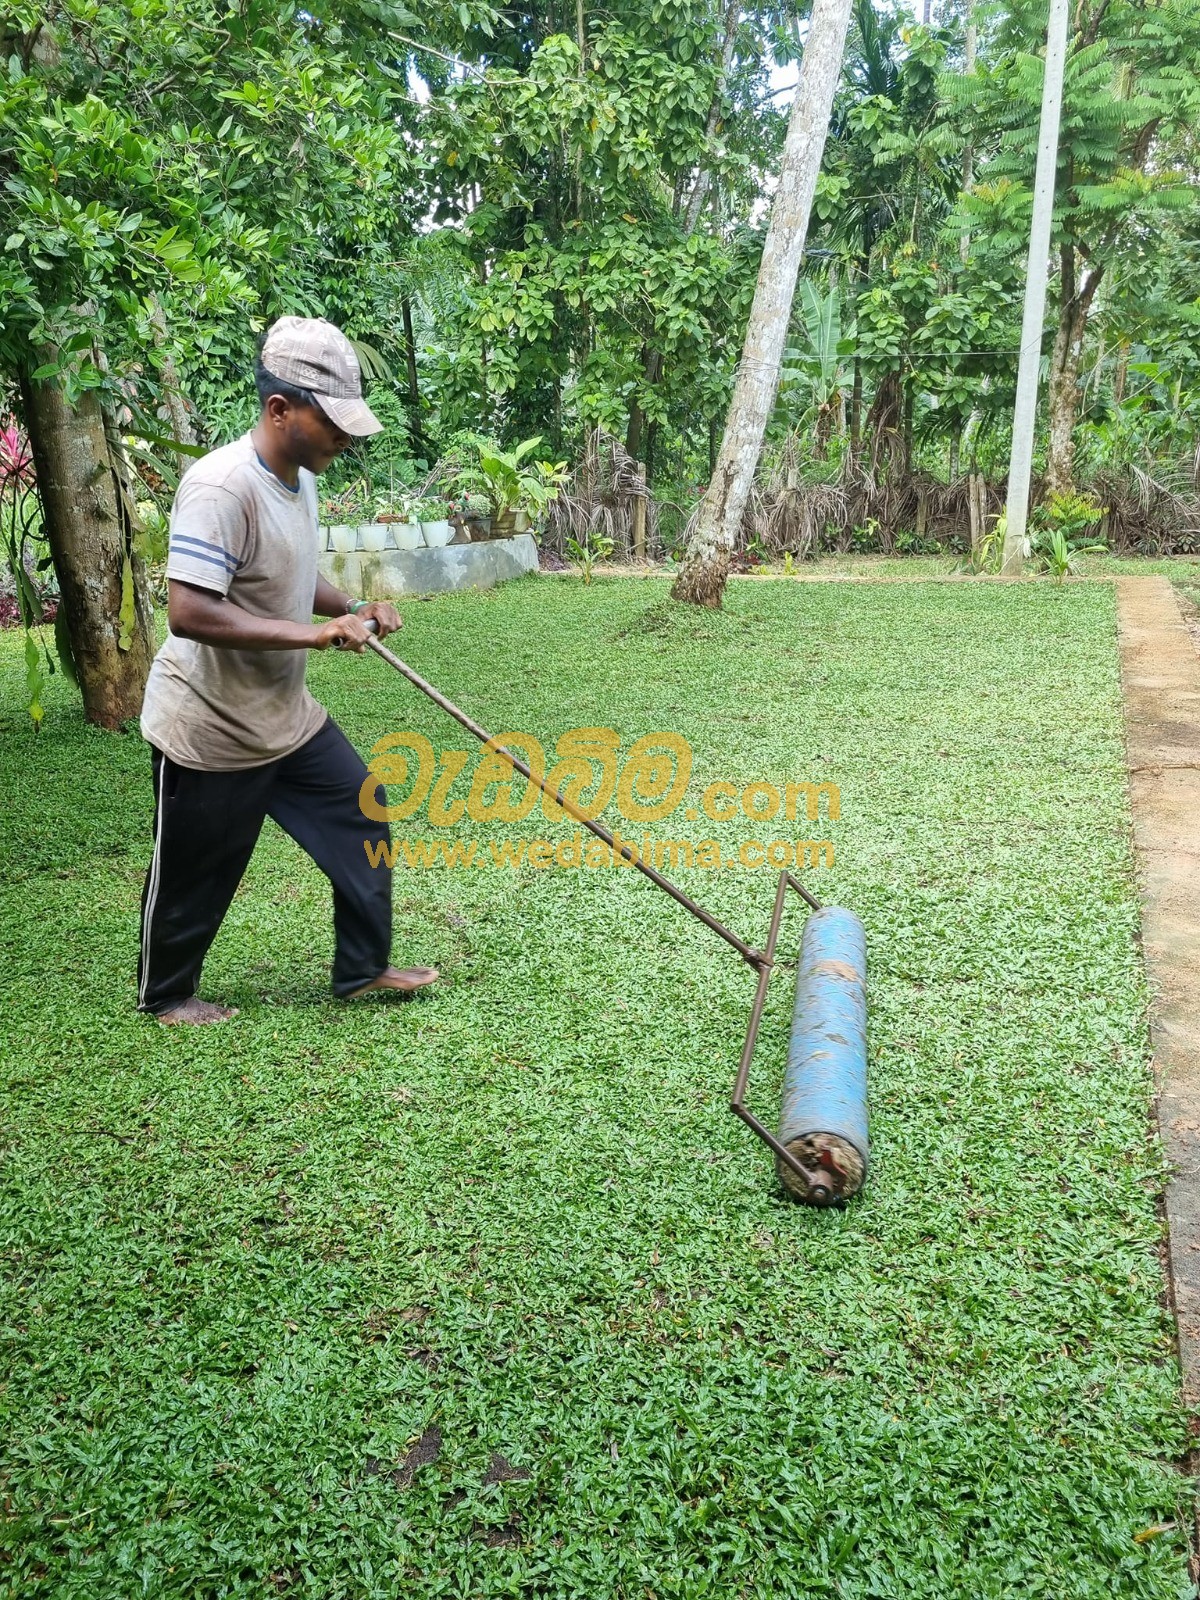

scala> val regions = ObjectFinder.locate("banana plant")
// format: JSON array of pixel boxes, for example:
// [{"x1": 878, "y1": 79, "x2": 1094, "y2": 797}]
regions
[{"x1": 776, "y1": 281, "x2": 854, "y2": 451}]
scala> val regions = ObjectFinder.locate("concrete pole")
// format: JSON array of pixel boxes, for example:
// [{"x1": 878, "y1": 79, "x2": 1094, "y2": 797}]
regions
[{"x1": 1001, "y1": 0, "x2": 1070, "y2": 576}]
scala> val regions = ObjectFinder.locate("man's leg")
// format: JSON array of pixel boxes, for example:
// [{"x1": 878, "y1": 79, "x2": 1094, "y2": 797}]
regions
[
  {"x1": 138, "y1": 748, "x2": 273, "y2": 1019},
  {"x1": 267, "y1": 718, "x2": 434, "y2": 997}
]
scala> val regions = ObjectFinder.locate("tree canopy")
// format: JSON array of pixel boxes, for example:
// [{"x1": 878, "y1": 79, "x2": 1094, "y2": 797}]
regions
[{"x1": 4, "y1": 0, "x2": 1200, "y2": 710}]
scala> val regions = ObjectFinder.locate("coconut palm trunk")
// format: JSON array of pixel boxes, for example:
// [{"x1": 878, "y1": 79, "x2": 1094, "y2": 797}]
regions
[{"x1": 671, "y1": 0, "x2": 855, "y2": 607}]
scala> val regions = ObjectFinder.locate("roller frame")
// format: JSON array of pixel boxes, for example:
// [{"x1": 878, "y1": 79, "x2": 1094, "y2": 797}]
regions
[
  {"x1": 729, "y1": 870, "x2": 834, "y2": 1201},
  {"x1": 359, "y1": 627, "x2": 839, "y2": 1198}
]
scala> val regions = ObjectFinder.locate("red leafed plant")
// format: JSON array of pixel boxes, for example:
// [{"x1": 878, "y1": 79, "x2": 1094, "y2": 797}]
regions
[
  {"x1": 0, "y1": 420, "x2": 34, "y2": 493},
  {"x1": 0, "y1": 414, "x2": 57, "y2": 724}
]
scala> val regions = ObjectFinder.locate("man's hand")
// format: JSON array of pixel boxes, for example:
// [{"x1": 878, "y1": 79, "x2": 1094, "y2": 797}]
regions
[
  {"x1": 355, "y1": 601, "x2": 401, "y2": 639},
  {"x1": 312, "y1": 614, "x2": 377, "y2": 653}
]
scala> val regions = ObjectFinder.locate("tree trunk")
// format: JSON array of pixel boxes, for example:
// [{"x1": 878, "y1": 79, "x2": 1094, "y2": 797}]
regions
[
  {"x1": 1113, "y1": 343, "x2": 1128, "y2": 405},
  {"x1": 960, "y1": 8, "x2": 976, "y2": 263},
  {"x1": 682, "y1": 0, "x2": 741, "y2": 234},
  {"x1": 850, "y1": 356, "x2": 863, "y2": 462},
  {"x1": 670, "y1": 0, "x2": 854, "y2": 607},
  {"x1": 574, "y1": 0, "x2": 585, "y2": 218},
  {"x1": 968, "y1": 470, "x2": 984, "y2": 560},
  {"x1": 629, "y1": 0, "x2": 735, "y2": 461},
  {"x1": 19, "y1": 362, "x2": 154, "y2": 729},
  {"x1": 625, "y1": 346, "x2": 662, "y2": 461},
  {"x1": 866, "y1": 369, "x2": 903, "y2": 479},
  {"x1": 814, "y1": 403, "x2": 833, "y2": 459},
  {"x1": 626, "y1": 399, "x2": 643, "y2": 465},
  {"x1": 963, "y1": 404, "x2": 984, "y2": 558},
  {"x1": 148, "y1": 295, "x2": 197, "y2": 466},
  {"x1": 402, "y1": 296, "x2": 421, "y2": 413},
  {"x1": 1045, "y1": 249, "x2": 1103, "y2": 498}
]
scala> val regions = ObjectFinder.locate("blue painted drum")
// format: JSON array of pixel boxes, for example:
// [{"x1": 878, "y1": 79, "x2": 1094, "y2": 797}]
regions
[{"x1": 777, "y1": 905, "x2": 868, "y2": 1204}]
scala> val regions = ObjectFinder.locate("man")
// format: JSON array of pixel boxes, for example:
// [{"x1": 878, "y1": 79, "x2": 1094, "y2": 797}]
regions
[{"x1": 137, "y1": 315, "x2": 438, "y2": 1025}]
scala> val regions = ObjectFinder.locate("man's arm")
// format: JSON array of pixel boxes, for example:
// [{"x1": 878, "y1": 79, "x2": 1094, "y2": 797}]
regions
[
  {"x1": 313, "y1": 574, "x2": 355, "y2": 619},
  {"x1": 313, "y1": 574, "x2": 401, "y2": 641},
  {"x1": 169, "y1": 580, "x2": 376, "y2": 652}
]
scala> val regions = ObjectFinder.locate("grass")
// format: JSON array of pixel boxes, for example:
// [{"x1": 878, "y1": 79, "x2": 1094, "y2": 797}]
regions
[
  {"x1": 651, "y1": 552, "x2": 1200, "y2": 584},
  {"x1": 0, "y1": 575, "x2": 1193, "y2": 1599}
]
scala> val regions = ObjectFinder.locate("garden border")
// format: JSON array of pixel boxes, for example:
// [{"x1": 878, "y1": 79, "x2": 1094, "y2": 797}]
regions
[
  {"x1": 1117, "y1": 578, "x2": 1200, "y2": 1410},
  {"x1": 1116, "y1": 577, "x2": 1200, "y2": 1586}
]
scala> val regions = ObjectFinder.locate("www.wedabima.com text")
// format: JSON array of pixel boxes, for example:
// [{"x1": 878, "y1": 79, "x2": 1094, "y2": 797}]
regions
[{"x1": 363, "y1": 832, "x2": 834, "y2": 872}]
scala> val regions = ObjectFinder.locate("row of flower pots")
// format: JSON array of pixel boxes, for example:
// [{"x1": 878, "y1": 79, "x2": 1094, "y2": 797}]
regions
[{"x1": 324, "y1": 520, "x2": 456, "y2": 554}]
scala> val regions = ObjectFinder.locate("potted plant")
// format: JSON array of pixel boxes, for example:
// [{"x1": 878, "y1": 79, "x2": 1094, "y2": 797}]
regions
[
  {"x1": 414, "y1": 496, "x2": 454, "y2": 549},
  {"x1": 393, "y1": 492, "x2": 424, "y2": 551},
  {"x1": 520, "y1": 455, "x2": 570, "y2": 532},
  {"x1": 321, "y1": 479, "x2": 369, "y2": 553},
  {"x1": 474, "y1": 437, "x2": 569, "y2": 538},
  {"x1": 456, "y1": 491, "x2": 490, "y2": 541},
  {"x1": 361, "y1": 496, "x2": 419, "y2": 551},
  {"x1": 357, "y1": 509, "x2": 389, "y2": 553}
]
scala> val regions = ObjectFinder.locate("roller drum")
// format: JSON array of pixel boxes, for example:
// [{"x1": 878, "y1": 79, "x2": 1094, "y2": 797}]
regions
[{"x1": 778, "y1": 906, "x2": 868, "y2": 1204}]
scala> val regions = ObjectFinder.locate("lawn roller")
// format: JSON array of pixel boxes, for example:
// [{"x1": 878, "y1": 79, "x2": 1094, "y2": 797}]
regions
[{"x1": 354, "y1": 621, "x2": 868, "y2": 1206}]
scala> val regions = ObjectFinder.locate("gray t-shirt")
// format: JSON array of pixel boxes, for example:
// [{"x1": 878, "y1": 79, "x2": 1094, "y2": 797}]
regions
[{"x1": 140, "y1": 433, "x2": 327, "y2": 770}]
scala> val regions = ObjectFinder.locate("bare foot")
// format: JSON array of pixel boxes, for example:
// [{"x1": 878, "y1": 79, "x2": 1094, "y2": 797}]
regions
[
  {"x1": 156, "y1": 998, "x2": 239, "y2": 1026},
  {"x1": 345, "y1": 965, "x2": 440, "y2": 1000}
]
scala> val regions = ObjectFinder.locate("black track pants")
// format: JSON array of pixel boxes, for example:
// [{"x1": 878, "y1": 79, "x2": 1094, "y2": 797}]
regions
[{"x1": 137, "y1": 717, "x2": 392, "y2": 1014}]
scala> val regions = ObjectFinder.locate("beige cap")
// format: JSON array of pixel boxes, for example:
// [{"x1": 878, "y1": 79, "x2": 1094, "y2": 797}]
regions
[{"x1": 260, "y1": 316, "x2": 383, "y2": 437}]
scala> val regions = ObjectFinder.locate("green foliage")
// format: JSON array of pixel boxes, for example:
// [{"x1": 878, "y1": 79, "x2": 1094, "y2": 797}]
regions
[
  {"x1": 1034, "y1": 490, "x2": 1106, "y2": 545},
  {"x1": 449, "y1": 437, "x2": 570, "y2": 522},
  {"x1": 1035, "y1": 525, "x2": 1106, "y2": 581},
  {"x1": 956, "y1": 511, "x2": 1009, "y2": 576},
  {"x1": 411, "y1": 496, "x2": 449, "y2": 523},
  {"x1": 132, "y1": 500, "x2": 169, "y2": 568},
  {"x1": 566, "y1": 527, "x2": 615, "y2": 582},
  {"x1": 0, "y1": 1, "x2": 431, "y2": 458},
  {"x1": 423, "y1": 4, "x2": 779, "y2": 446},
  {"x1": 1032, "y1": 494, "x2": 1108, "y2": 582},
  {"x1": 3, "y1": 0, "x2": 1200, "y2": 637},
  {"x1": 319, "y1": 477, "x2": 373, "y2": 528}
]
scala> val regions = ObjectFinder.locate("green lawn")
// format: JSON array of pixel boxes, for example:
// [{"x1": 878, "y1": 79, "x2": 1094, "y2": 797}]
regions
[
  {"x1": 706, "y1": 551, "x2": 1200, "y2": 586},
  {"x1": 0, "y1": 576, "x2": 1192, "y2": 1598}
]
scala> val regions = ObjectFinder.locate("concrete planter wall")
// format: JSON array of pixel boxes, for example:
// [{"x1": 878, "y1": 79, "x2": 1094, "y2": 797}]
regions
[{"x1": 320, "y1": 532, "x2": 539, "y2": 599}]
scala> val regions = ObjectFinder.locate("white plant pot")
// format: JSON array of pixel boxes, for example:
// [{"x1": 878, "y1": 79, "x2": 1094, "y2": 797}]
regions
[
  {"x1": 513, "y1": 509, "x2": 531, "y2": 533},
  {"x1": 328, "y1": 524, "x2": 356, "y2": 554},
  {"x1": 392, "y1": 521, "x2": 424, "y2": 551},
  {"x1": 421, "y1": 519, "x2": 454, "y2": 549},
  {"x1": 357, "y1": 523, "x2": 388, "y2": 553}
]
